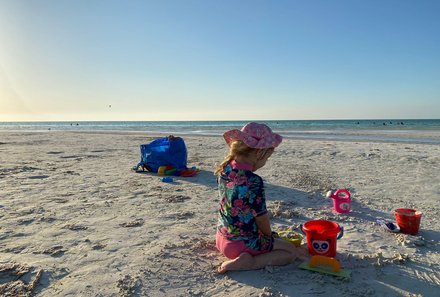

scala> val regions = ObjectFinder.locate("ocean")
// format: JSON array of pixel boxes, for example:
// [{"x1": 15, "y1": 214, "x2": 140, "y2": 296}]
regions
[{"x1": 1, "y1": 120, "x2": 440, "y2": 144}]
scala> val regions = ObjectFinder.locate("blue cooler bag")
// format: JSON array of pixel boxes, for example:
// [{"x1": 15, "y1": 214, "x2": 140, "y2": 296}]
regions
[{"x1": 134, "y1": 136, "x2": 188, "y2": 173}]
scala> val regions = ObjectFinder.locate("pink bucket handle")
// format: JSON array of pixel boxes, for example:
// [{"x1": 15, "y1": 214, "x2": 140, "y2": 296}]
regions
[{"x1": 333, "y1": 189, "x2": 351, "y2": 200}]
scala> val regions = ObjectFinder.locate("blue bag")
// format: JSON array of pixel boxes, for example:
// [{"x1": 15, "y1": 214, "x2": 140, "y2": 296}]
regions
[{"x1": 134, "y1": 136, "x2": 188, "y2": 173}]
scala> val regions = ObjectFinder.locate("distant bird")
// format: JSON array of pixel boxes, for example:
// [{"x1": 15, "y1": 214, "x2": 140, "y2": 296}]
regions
[{"x1": 109, "y1": 105, "x2": 112, "y2": 108}]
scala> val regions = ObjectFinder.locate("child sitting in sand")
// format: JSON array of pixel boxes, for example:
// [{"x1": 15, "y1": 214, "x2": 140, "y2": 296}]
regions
[{"x1": 215, "y1": 122, "x2": 303, "y2": 273}]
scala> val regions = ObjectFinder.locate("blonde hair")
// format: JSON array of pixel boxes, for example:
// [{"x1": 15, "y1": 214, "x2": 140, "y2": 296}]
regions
[{"x1": 215, "y1": 140, "x2": 274, "y2": 175}]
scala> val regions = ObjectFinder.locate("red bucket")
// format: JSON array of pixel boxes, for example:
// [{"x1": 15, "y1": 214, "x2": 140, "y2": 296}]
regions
[
  {"x1": 300, "y1": 220, "x2": 344, "y2": 257},
  {"x1": 394, "y1": 208, "x2": 422, "y2": 235}
]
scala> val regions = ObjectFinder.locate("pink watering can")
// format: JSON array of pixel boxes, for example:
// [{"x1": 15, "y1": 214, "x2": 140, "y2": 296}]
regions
[{"x1": 326, "y1": 189, "x2": 351, "y2": 213}]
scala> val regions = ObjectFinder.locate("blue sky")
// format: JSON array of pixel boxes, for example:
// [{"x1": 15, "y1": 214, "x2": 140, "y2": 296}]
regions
[{"x1": 1, "y1": 0, "x2": 439, "y2": 121}]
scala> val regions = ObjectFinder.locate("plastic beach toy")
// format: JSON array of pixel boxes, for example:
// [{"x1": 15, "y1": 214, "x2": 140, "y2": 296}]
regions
[
  {"x1": 394, "y1": 208, "x2": 422, "y2": 235},
  {"x1": 157, "y1": 166, "x2": 167, "y2": 176},
  {"x1": 161, "y1": 177, "x2": 174, "y2": 183},
  {"x1": 376, "y1": 219, "x2": 400, "y2": 233},
  {"x1": 298, "y1": 255, "x2": 351, "y2": 279},
  {"x1": 326, "y1": 189, "x2": 351, "y2": 213},
  {"x1": 156, "y1": 165, "x2": 198, "y2": 177},
  {"x1": 300, "y1": 220, "x2": 344, "y2": 257},
  {"x1": 277, "y1": 230, "x2": 303, "y2": 247}
]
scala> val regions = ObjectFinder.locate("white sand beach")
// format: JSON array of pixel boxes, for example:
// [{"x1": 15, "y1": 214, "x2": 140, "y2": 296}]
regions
[{"x1": 0, "y1": 131, "x2": 439, "y2": 297}]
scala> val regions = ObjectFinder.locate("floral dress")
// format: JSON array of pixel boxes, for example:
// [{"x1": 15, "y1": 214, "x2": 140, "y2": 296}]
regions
[{"x1": 217, "y1": 160, "x2": 274, "y2": 252}]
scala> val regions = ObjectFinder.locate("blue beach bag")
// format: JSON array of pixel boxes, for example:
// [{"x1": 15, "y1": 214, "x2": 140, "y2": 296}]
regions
[{"x1": 134, "y1": 136, "x2": 188, "y2": 173}]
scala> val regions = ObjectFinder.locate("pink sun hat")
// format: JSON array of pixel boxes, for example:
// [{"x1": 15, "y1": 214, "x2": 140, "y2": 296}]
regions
[{"x1": 223, "y1": 122, "x2": 283, "y2": 149}]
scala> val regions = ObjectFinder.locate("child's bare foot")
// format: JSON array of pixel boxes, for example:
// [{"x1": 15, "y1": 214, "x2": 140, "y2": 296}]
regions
[
  {"x1": 294, "y1": 246, "x2": 310, "y2": 261},
  {"x1": 217, "y1": 253, "x2": 253, "y2": 273}
]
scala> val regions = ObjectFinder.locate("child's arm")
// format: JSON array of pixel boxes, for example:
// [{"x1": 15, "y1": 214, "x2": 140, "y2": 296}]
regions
[{"x1": 255, "y1": 213, "x2": 272, "y2": 236}]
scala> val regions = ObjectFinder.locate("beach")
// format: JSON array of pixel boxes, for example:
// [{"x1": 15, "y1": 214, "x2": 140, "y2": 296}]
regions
[{"x1": 0, "y1": 131, "x2": 439, "y2": 297}]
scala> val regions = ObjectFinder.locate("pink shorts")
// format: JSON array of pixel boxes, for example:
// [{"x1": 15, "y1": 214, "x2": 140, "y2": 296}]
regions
[{"x1": 216, "y1": 232, "x2": 269, "y2": 259}]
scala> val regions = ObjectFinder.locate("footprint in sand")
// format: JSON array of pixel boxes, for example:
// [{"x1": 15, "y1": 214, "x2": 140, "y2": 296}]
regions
[
  {"x1": 0, "y1": 263, "x2": 43, "y2": 296},
  {"x1": 21, "y1": 166, "x2": 41, "y2": 172},
  {"x1": 63, "y1": 224, "x2": 88, "y2": 231},
  {"x1": 28, "y1": 175, "x2": 50, "y2": 179},
  {"x1": 59, "y1": 155, "x2": 83, "y2": 161},
  {"x1": 64, "y1": 170, "x2": 80, "y2": 176},
  {"x1": 119, "y1": 218, "x2": 144, "y2": 227},
  {"x1": 117, "y1": 274, "x2": 140, "y2": 297},
  {"x1": 92, "y1": 243, "x2": 107, "y2": 250},
  {"x1": 38, "y1": 216, "x2": 57, "y2": 223},
  {"x1": 3, "y1": 245, "x2": 27, "y2": 254},
  {"x1": 40, "y1": 245, "x2": 65, "y2": 257},
  {"x1": 165, "y1": 195, "x2": 191, "y2": 203},
  {"x1": 164, "y1": 211, "x2": 195, "y2": 220},
  {"x1": 17, "y1": 218, "x2": 35, "y2": 225}
]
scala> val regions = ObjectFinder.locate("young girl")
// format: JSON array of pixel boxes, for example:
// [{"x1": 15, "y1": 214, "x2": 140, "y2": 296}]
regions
[{"x1": 215, "y1": 122, "x2": 302, "y2": 273}]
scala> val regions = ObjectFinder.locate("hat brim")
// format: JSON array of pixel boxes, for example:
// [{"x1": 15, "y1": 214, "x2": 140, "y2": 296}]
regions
[{"x1": 223, "y1": 129, "x2": 282, "y2": 149}]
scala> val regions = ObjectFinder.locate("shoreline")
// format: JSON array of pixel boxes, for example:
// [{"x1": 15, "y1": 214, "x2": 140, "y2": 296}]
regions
[{"x1": 1, "y1": 129, "x2": 440, "y2": 145}]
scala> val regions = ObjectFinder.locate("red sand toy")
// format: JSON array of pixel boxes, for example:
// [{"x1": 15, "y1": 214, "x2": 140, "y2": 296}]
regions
[
  {"x1": 300, "y1": 220, "x2": 344, "y2": 257},
  {"x1": 394, "y1": 208, "x2": 422, "y2": 235},
  {"x1": 157, "y1": 165, "x2": 199, "y2": 177}
]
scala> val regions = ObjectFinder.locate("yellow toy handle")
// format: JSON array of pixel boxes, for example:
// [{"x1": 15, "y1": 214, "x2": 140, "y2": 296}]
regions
[
  {"x1": 157, "y1": 166, "x2": 167, "y2": 176},
  {"x1": 309, "y1": 255, "x2": 341, "y2": 272}
]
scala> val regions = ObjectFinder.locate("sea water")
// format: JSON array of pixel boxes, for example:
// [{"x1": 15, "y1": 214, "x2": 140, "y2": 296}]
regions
[{"x1": 1, "y1": 119, "x2": 439, "y2": 144}]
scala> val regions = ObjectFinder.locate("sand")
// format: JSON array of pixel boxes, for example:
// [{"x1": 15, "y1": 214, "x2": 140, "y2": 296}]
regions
[{"x1": 0, "y1": 131, "x2": 439, "y2": 297}]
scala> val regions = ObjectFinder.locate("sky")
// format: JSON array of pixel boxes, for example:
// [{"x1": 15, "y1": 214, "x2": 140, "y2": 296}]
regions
[{"x1": 0, "y1": 0, "x2": 439, "y2": 121}]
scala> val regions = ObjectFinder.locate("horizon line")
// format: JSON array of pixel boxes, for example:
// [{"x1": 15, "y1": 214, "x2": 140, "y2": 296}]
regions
[{"x1": 1, "y1": 118, "x2": 439, "y2": 123}]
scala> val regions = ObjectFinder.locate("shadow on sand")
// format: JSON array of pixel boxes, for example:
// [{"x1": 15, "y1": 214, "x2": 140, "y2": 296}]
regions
[{"x1": 135, "y1": 167, "x2": 438, "y2": 296}]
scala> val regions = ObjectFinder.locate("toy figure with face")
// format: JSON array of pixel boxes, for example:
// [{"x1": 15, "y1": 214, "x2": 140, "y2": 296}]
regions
[
  {"x1": 339, "y1": 202, "x2": 350, "y2": 211},
  {"x1": 311, "y1": 238, "x2": 331, "y2": 254}
]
